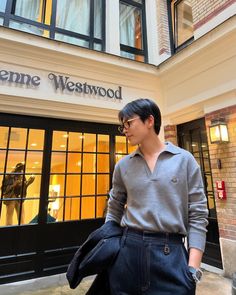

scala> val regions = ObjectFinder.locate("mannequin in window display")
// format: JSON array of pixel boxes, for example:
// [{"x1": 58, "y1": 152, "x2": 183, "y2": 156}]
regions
[{"x1": 1, "y1": 162, "x2": 35, "y2": 226}]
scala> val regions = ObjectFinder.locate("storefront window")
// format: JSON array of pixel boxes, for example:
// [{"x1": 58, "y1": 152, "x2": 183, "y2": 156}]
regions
[
  {"x1": 0, "y1": 127, "x2": 45, "y2": 227},
  {"x1": 115, "y1": 135, "x2": 137, "y2": 163},
  {"x1": 171, "y1": 0, "x2": 194, "y2": 49},
  {"x1": 120, "y1": 0, "x2": 147, "y2": 62},
  {"x1": 49, "y1": 131, "x2": 110, "y2": 222}
]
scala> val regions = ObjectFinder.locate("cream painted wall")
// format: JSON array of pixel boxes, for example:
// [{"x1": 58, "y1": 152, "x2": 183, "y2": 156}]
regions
[
  {"x1": 0, "y1": 27, "x2": 160, "y2": 125},
  {"x1": 160, "y1": 16, "x2": 236, "y2": 126}
]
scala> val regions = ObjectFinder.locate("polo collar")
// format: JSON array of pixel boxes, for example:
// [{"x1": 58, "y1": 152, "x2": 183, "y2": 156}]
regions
[{"x1": 129, "y1": 141, "x2": 181, "y2": 158}]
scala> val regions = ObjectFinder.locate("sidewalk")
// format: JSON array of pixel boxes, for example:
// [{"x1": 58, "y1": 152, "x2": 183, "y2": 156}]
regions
[{"x1": 0, "y1": 267, "x2": 232, "y2": 295}]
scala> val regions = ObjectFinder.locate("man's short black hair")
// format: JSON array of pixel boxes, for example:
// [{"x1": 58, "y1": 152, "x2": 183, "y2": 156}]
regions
[{"x1": 118, "y1": 98, "x2": 162, "y2": 135}]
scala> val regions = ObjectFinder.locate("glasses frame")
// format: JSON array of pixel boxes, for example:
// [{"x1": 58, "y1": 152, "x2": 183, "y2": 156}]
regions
[{"x1": 118, "y1": 117, "x2": 140, "y2": 134}]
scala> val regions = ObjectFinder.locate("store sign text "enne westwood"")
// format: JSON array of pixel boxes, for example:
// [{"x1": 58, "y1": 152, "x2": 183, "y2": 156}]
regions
[{"x1": 0, "y1": 69, "x2": 123, "y2": 100}]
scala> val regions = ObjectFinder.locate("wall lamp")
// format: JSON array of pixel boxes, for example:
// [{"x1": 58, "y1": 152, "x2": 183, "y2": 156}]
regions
[{"x1": 209, "y1": 118, "x2": 229, "y2": 144}]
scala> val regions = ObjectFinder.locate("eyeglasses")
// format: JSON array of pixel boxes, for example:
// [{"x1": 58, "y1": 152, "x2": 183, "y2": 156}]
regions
[{"x1": 118, "y1": 117, "x2": 139, "y2": 134}]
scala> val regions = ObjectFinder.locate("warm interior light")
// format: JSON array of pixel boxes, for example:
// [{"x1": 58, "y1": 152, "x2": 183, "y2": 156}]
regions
[
  {"x1": 31, "y1": 143, "x2": 37, "y2": 146},
  {"x1": 209, "y1": 119, "x2": 229, "y2": 143}
]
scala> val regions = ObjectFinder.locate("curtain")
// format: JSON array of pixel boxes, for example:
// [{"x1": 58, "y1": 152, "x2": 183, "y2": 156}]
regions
[
  {"x1": 120, "y1": 3, "x2": 137, "y2": 59},
  {"x1": 0, "y1": 0, "x2": 7, "y2": 13},
  {"x1": 9, "y1": 0, "x2": 42, "y2": 35},
  {"x1": 56, "y1": 0, "x2": 90, "y2": 36},
  {"x1": 94, "y1": 0, "x2": 102, "y2": 39},
  {"x1": 14, "y1": 0, "x2": 41, "y2": 22}
]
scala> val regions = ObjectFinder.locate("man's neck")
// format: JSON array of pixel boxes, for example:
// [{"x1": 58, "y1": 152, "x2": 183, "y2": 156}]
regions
[{"x1": 139, "y1": 135, "x2": 165, "y2": 157}]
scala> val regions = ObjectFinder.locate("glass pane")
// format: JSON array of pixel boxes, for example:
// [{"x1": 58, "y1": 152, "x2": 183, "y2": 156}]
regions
[
  {"x1": 97, "y1": 154, "x2": 109, "y2": 173},
  {"x1": 50, "y1": 152, "x2": 66, "y2": 173},
  {"x1": 56, "y1": 0, "x2": 90, "y2": 35},
  {"x1": 28, "y1": 129, "x2": 45, "y2": 150},
  {"x1": 120, "y1": 51, "x2": 144, "y2": 62},
  {"x1": 15, "y1": 0, "x2": 41, "y2": 22},
  {"x1": 25, "y1": 200, "x2": 40, "y2": 224},
  {"x1": 47, "y1": 198, "x2": 63, "y2": 223},
  {"x1": 26, "y1": 175, "x2": 41, "y2": 198},
  {"x1": 94, "y1": 43, "x2": 102, "y2": 51},
  {"x1": 81, "y1": 197, "x2": 95, "y2": 219},
  {"x1": 96, "y1": 196, "x2": 107, "y2": 218},
  {"x1": 205, "y1": 174, "x2": 213, "y2": 192},
  {"x1": 176, "y1": 0, "x2": 193, "y2": 46},
  {"x1": 0, "y1": 199, "x2": 24, "y2": 226},
  {"x1": 94, "y1": 0, "x2": 102, "y2": 38},
  {"x1": 120, "y1": 3, "x2": 143, "y2": 49},
  {"x1": 97, "y1": 174, "x2": 109, "y2": 195},
  {"x1": 25, "y1": 151, "x2": 43, "y2": 174},
  {"x1": 0, "y1": 0, "x2": 7, "y2": 13},
  {"x1": 55, "y1": 33, "x2": 89, "y2": 48},
  {"x1": 49, "y1": 174, "x2": 65, "y2": 197},
  {"x1": 128, "y1": 143, "x2": 137, "y2": 153},
  {"x1": 0, "y1": 127, "x2": 9, "y2": 148},
  {"x1": 68, "y1": 132, "x2": 82, "y2": 152},
  {"x1": 9, "y1": 128, "x2": 27, "y2": 149},
  {"x1": 6, "y1": 151, "x2": 26, "y2": 172},
  {"x1": 52, "y1": 131, "x2": 67, "y2": 151},
  {"x1": 83, "y1": 153, "x2": 96, "y2": 173},
  {"x1": 203, "y1": 157, "x2": 210, "y2": 172},
  {"x1": 82, "y1": 175, "x2": 95, "y2": 195},
  {"x1": 97, "y1": 135, "x2": 109, "y2": 152},
  {"x1": 64, "y1": 197, "x2": 80, "y2": 221},
  {"x1": 52, "y1": 197, "x2": 64, "y2": 222},
  {"x1": 0, "y1": 18, "x2": 3, "y2": 26},
  {"x1": 67, "y1": 153, "x2": 81, "y2": 173},
  {"x1": 83, "y1": 133, "x2": 96, "y2": 152},
  {"x1": 0, "y1": 150, "x2": 6, "y2": 171},
  {"x1": 115, "y1": 136, "x2": 127, "y2": 153},
  {"x1": 9, "y1": 21, "x2": 49, "y2": 37},
  {"x1": 66, "y1": 175, "x2": 81, "y2": 196}
]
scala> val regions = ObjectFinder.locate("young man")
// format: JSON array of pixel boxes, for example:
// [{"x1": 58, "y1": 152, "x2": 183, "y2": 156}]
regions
[{"x1": 106, "y1": 99, "x2": 208, "y2": 295}]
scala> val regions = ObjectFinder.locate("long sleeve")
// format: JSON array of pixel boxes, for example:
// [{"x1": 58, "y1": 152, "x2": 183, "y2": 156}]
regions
[
  {"x1": 105, "y1": 162, "x2": 127, "y2": 224},
  {"x1": 187, "y1": 156, "x2": 209, "y2": 251}
]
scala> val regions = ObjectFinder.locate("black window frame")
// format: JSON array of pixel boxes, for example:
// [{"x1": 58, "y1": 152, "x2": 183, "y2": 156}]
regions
[
  {"x1": 0, "y1": 0, "x2": 106, "y2": 52},
  {"x1": 167, "y1": 0, "x2": 194, "y2": 54},
  {"x1": 119, "y1": 0, "x2": 148, "y2": 63}
]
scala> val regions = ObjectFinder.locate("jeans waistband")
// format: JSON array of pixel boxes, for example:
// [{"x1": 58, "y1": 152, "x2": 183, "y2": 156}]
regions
[{"x1": 124, "y1": 227, "x2": 185, "y2": 243}]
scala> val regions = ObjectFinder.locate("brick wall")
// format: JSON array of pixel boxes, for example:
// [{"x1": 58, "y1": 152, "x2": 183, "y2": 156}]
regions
[
  {"x1": 164, "y1": 124, "x2": 178, "y2": 145},
  {"x1": 205, "y1": 105, "x2": 236, "y2": 241},
  {"x1": 157, "y1": 0, "x2": 171, "y2": 55},
  {"x1": 192, "y1": 0, "x2": 236, "y2": 30}
]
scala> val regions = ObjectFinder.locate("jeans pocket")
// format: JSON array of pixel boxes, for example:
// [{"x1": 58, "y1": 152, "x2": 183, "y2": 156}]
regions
[{"x1": 180, "y1": 245, "x2": 196, "y2": 285}]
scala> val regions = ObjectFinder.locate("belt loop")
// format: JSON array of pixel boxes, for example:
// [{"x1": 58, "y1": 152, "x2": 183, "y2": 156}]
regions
[{"x1": 164, "y1": 233, "x2": 170, "y2": 255}]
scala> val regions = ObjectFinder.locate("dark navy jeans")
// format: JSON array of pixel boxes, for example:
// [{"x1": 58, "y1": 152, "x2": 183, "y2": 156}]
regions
[{"x1": 109, "y1": 228, "x2": 196, "y2": 295}]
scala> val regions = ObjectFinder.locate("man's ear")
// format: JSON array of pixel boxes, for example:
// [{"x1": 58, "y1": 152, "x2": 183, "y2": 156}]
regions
[{"x1": 147, "y1": 115, "x2": 155, "y2": 128}]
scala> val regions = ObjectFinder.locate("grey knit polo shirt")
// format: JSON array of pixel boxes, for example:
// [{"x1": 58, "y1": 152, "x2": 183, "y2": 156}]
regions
[{"x1": 106, "y1": 142, "x2": 209, "y2": 251}]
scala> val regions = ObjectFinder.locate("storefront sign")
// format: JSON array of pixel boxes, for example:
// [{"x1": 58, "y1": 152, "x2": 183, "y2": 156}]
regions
[
  {"x1": 0, "y1": 68, "x2": 123, "y2": 100},
  {"x1": 48, "y1": 73, "x2": 122, "y2": 99}
]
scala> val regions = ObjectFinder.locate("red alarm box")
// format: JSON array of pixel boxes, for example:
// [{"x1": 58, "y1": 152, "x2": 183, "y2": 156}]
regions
[{"x1": 216, "y1": 180, "x2": 225, "y2": 190}]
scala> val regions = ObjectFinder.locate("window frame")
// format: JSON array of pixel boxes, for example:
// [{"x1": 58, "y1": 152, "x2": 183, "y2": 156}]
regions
[
  {"x1": 0, "y1": 0, "x2": 106, "y2": 52},
  {"x1": 119, "y1": 0, "x2": 148, "y2": 62},
  {"x1": 168, "y1": 0, "x2": 194, "y2": 54}
]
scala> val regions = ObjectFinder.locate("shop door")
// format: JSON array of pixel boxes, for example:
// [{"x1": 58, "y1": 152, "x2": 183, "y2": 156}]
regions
[
  {"x1": 177, "y1": 118, "x2": 222, "y2": 268},
  {"x1": 0, "y1": 113, "x2": 122, "y2": 284}
]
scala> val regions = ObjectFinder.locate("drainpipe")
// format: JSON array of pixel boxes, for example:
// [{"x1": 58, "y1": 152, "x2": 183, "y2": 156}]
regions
[{"x1": 232, "y1": 272, "x2": 236, "y2": 295}]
